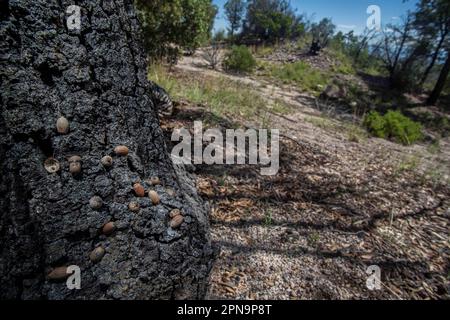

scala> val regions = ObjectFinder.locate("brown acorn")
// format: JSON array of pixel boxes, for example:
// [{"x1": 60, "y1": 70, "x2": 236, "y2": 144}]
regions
[
  {"x1": 148, "y1": 190, "x2": 160, "y2": 205},
  {"x1": 56, "y1": 116, "x2": 70, "y2": 134},
  {"x1": 89, "y1": 246, "x2": 105, "y2": 263},
  {"x1": 68, "y1": 155, "x2": 82, "y2": 175},
  {"x1": 114, "y1": 145, "x2": 129, "y2": 156},
  {"x1": 101, "y1": 155, "x2": 113, "y2": 167},
  {"x1": 133, "y1": 183, "x2": 145, "y2": 197},
  {"x1": 150, "y1": 176, "x2": 160, "y2": 186},
  {"x1": 44, "y1": 157, "x2": 60, "y2": 174},
  {"x1": 89, "y1": 196, "x2": 103, "y2": 210},
  {"x1": 47, "y1": 266, "x2": 69, "y2": 280},
  {"x1": 170, "y1": 215, "x2": 184, "y2": 229},
  {"x1": 128, "y1": 201, "x2": 140, "y2": 212},
  {"x1": 102, "y1": 222, "x2": 116, "y2": 236},
  {"x1": 169, "y1": 209, "x2": 181, "y2": 218}
]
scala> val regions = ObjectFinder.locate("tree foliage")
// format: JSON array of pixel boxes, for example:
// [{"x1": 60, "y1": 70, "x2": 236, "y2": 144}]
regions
[
  {"x1": 136, "y1": 0, "x2": 217, "y2": 61},
  {"x1": 224, "y1": 0, "x2": 246, "y2": 37}
]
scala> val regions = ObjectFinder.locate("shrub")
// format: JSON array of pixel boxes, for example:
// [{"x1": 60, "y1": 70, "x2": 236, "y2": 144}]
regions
[
  {"x1": 364, "y1": 111, "x2": 387, "y2": 139},
  {"x1": 270, "y1": 61, "x2": 329, "y2": 92},
  {"x1": 223, "y1": 45, "x2": 256, "y2": 73},
  {"x1": 364, "y1": 110, "x2": 423, "y2": 145}
]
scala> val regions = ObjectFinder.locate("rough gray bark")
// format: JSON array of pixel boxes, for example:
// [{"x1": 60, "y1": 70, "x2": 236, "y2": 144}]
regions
[{"x1": 0, "y1": 0, "x2": 214, "y2": 299}]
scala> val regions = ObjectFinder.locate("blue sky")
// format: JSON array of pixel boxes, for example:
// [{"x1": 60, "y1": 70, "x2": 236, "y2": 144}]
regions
[{"x1": 213, "y1": 0, "x2": 419, "y2": 34}]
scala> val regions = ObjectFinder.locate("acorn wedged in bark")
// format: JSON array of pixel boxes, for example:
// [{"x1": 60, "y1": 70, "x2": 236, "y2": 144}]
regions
[
  {"x1": 114, "y1": 145, "x2": 129, "y2": 156},
  {"x1": 68, "y1": 155, "x2": 82, "y2": 175},
  {"x1": 148, "y1": 190, "x2": 160, "y2": 205},
  {"x1": 47, "y1": 266, "x2": 69, "y2": 280},
  {"x1": 102, "y1": 222, "x2": 116, "y2": 236},
  {"x1": 90, "y1": 246, "x2": 105, "y2": 263},
  {"x1": 170, "y1": 215, "x2": 184, "y2": 229},
  {"x1": 56, "y1": 116, "x2": 69, "y2": 134},
  {"x1": 133, "y1": 183, "x2": 145, "y2": 197}
]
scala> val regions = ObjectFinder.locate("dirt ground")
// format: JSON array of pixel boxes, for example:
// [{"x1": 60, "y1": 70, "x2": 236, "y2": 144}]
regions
[{"x1": 160, "y1": 51, "x2": 450, "y2": 300}]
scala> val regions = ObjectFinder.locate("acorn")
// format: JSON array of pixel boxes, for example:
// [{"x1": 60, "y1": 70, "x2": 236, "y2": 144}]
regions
[
  {"x1": 89, "y1": 196, "x2": 103, "y2": 210},
  {"x1": 169, "y1": 209, "x2": 181, "y2": 218},
  {"x1": 68, "y1": 155, "x2": 82, "y2": 175},
  {"x1": 148, "y1": 190, "x2": 160, "y2": 205},
  {"x1": 128, "y1": 201, "x2": 140, "y2": 212},
  {"x1": 47, "y1": 266, "x2": 69, "y2": 280},
  {"x1": 89, "y1": 246, "x2": 105, "y2": 263},
  {"x1": 150, "y1": 176, "x2": 160, "y2": 186},
  {"x1": 133, "y1": 183, "x2": 145, "y2": 197},
  {"x1": 166, "y1": 188, "x2": 176, "y2": 197},
  {"x1": 101, "y1": 155, "x2": 113, "y2": 167},
  {"x1": 102, "y1": 222, "x2": 116, "y2": 236},
  {"x1": 44, "y1": 157, "x2": 60, "y2": 173},
  {"x1": 56, "y1": 116, "x2": 69, "y2": 134},
  {"x1": 114, "y1": 145, "x2": 129, "y2": 156},
  {"x1": 170, "y1": 215, "x2": 184, "y2": 229}
]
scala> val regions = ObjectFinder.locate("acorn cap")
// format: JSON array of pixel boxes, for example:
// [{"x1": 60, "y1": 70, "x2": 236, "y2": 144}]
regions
[
  {"x1": 128, "y1": 201, "x2": 140, "y2": 212},
  {"x1": 150, "y1": 176, "x2": 160, "y2": 186},
  {"x1": 169, "y1": 209, "x2": 181, "y2": 218},
  {"x1": 101, "y1": 155, "x2": 113, "y2": 167},
  {"x1": 44, "y1": 157, "x2": 60, "y2": 174}
]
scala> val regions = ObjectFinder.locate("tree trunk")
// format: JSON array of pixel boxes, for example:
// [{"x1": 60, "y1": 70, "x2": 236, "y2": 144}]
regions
[
  {"x1": 420, "y1": 31, "x2": 448, "y2": 88},
  {"x1": 0, "y1": 0, "x2": 214, "y2": 300},
  {"x1": 427, "y1": 51, "x2": 450, "y2": 106}
]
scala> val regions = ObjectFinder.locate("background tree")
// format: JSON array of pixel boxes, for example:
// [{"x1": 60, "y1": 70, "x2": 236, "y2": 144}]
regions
[
  {"x1": 242, "y1": 0, "x2": 303, "y2": 43},
  {"x1": 224, "y1": 0, "x2": 246, "y2": 37},
  {"x1": 414, "y1": 0, "x2": 450, "y2": 88},
  {"x1": 136, "y1": 0, "x2": 217, "y2": 62},
  {"x1": 310, "y1": 18, "x2": 336, "y2": 48}
]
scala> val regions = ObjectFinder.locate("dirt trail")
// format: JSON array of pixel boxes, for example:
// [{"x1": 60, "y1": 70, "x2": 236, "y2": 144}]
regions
[{"x1": 165, "y1": 52, "x2": 450, "y2": 300}]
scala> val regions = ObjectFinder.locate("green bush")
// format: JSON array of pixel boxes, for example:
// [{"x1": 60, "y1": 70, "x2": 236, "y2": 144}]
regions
[
  {"x1": 223, "y1": 45, "x2": 256, "y2": 73},
  {"x1": 364, "y1": 110, "x2": 423, "y2": 145},
  {"x1": 270, "y1": 61, "x2": 329, "y2": 92}
]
